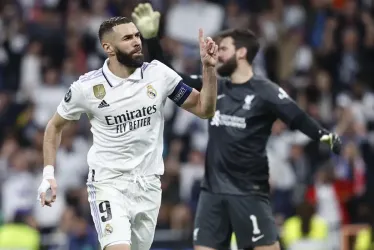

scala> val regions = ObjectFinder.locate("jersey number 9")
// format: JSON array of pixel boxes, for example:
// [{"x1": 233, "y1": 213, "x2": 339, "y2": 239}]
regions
[{"x1": 99, "y1": 200, "x2": 112, "y2": 222}]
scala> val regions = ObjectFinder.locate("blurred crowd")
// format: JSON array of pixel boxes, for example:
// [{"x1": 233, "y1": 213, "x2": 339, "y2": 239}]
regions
[{"x1": 1, "y1": 0, "x2": 374, "y2": 249}]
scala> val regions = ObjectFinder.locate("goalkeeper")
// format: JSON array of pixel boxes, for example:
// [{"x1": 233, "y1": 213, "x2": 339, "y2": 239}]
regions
[{"x1": 132, "y1": 4, "x2": 341, "y2": 250}]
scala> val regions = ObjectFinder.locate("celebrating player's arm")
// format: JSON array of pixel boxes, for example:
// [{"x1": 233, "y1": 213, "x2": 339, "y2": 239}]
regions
[
  {"x1": 261, "y1": 82, "x2": 341, "y2": 154},
  {"x1": 37, "y1": 82, "x2": 86, "y2": 207},
  {"x1": 132, "y1": 3, "x2": 203, "y2": 91},
  {"x1": 160, "y1": 29, "x2": 218, "y2": 118},
  {"x1": 182, "y1": 29, "x2": 217, "y2": 118}
]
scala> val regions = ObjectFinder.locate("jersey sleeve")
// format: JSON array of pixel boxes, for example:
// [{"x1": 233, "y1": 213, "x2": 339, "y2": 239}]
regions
[
  {"x1": 262, "y1": 84, "x2": 326, "y2": 140},
  {"x1": 262, "y1": 85, "x2": 303, "y2": 125},
  {"x1": 155, "y1": 60, "x2": 193, "y2": 106},
  {"x1": 57, "y1": 81, "x2": 86, "y2": 120}
]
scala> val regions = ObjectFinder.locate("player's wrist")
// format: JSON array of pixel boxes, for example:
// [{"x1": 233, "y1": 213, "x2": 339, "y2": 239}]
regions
[
  {"x1": 202, "y1": 64, "x2": 215, "y2": 69},
  {"x1": 43, "y1": 165, "x2": 55, "y2": 179}
]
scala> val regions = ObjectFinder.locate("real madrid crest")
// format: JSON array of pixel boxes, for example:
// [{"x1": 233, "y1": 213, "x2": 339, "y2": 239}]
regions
[
  {"x1": 93, "y1": 84, "x2": 106, "y2": 100},
  {"x1": 146, "y1": 85, "x2": 157, "y2": 99},
  {"x1": 105, "y1": 224, "x2": 113, "y2": 235}
]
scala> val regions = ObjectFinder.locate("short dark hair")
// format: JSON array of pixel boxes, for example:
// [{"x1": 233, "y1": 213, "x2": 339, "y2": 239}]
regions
[
  {"x1": 98, "y1": 16, "x2": 132, "y2": 41},
  {"x1": 216, "y1": 29, "x2": 260, "y2": 64}
]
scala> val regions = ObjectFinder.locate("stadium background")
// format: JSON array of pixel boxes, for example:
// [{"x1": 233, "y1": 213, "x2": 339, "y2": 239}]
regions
[{"x1": 1, "y1": 0, "x2": 374, "y2": 249}]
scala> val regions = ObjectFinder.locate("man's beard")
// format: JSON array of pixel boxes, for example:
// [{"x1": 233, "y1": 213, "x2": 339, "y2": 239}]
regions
[
  {"x1": 216, "y1": 55, "x2": 237, "y2": 77},
  {"x1": 115, "y1": 48, "x2": 144, "y2": 68}
]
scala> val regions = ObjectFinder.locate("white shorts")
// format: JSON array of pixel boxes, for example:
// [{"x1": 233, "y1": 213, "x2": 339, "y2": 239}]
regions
[{"x1": 86, "y1": 174, "x2": 162, "y2": 250}]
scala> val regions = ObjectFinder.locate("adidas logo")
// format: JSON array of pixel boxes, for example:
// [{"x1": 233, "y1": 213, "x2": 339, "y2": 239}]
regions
[{"x1": 98, "y1": 100, "x2": 110, "y2": 108}]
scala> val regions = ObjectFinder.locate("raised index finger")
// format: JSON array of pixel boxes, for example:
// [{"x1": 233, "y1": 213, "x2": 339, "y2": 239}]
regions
[
  {"x1": 199, "y1": 28, "x2": 204, "y2": 45},
  {"x1": 40, "y1": 192, "x2": 46, "y2": 206}
]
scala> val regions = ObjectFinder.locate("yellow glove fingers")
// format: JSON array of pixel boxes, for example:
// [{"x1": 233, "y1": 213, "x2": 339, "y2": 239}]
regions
[
  {"x1": 153, "y1": 11, "x2": 161, "y2": 21},
  {"x1": 134, "y1": 4, "x2": 144, "y2": 17},
  {"x1": 144, "y1": 3, "x2": 153, "y2": 16},
  {"x1": 134, "y1": 5, "x2": 142, "y2": 16},
  {"x1": 138, "y1": 3, "x2": 147, "y2": 17},
  {"x1": 131, "y1": 12, "x2": 140, "y2": 23}
]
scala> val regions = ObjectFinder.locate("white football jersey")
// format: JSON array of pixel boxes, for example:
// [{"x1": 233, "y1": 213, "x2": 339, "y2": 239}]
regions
[{"x1": 57, "y1": 59, "x2": 192, "y2": 181}]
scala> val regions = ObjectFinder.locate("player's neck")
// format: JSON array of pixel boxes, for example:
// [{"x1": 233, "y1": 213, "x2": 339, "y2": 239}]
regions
[
  {"x1": 230, "y1": 64, "x2": 253, "y2": 84},
  {"x1": 107, "y1": 58, "x2": 136, "y2": 79}
]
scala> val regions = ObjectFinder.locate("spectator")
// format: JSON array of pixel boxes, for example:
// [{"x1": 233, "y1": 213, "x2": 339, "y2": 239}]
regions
[
  {"x1": 282, "y1": 201, "x2": 328, "y2": 250},
  {"x1": 305, "y1": 165, "x2": 354, "y2": 249},
  {"x1": 67, "y1": 208, "x2": 99, "y2": 250},
  {"x1": 0, "y1": 210, "x2": 40, "y2": 250},
  {"x1": 1, "y1": 149, "x2": 36, "y2": 223},
  {"x1": 0, "y1": 0, "x2": 374, "y2": 248}
]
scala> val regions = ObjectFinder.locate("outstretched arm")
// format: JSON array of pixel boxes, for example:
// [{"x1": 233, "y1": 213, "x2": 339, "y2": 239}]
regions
[
  {"x1": 132, "y1": 3, "x2": 203, "y2": 91},
  {"x1": 264, "y1": 86, "x2": 341, "y2": 154}
]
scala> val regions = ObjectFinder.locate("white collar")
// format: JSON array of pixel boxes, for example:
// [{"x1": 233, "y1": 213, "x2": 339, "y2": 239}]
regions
[{"x1": 102, "y1": 59, "x2": 143, "y2": 87}]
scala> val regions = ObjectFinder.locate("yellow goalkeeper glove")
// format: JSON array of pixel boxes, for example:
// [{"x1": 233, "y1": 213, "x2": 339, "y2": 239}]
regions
[
  {"x1": 320, "y1": 132, "x2": 342, "y2": 155},
  {"x1": 132, "y1": 3, "x2": 161, "y2": 39}
]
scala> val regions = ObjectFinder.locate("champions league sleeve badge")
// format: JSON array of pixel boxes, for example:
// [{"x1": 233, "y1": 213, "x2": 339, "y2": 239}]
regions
[{"x1": 64, "y1": 88, "x2": 72, "y2": 103}]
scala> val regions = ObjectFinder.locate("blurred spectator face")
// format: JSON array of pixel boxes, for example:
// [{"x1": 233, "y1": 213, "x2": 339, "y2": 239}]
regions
[
  {"x1": 226, "y1": 1, "x2": 239, "y2": 16},
  {"x1": 66, "y1": 35, "x2": 81, "y2": 53},
  {"x1": 61, "y1": 134, "x2": 75, "y2": 149},
  {"x1": 27, "y1": 41, "x2": 42, "y2": 55},
  {"x1": 352, "y1": 81, "x2": 364, "y2": 99},
  {"x1": 290, "y1": 144, "x2": 304, "y2": 159},
  {"x1": 101, "y1": 22, "x2": 144, "y2": 68},
  {"x1": 343, "y1": 0, "x2": 357, "y2": 20},
  {"x1": 24, "y1": 214, "x2": 38, "y2": 229},
  {"x1": 343, "y1": 141, "x2": 359, "y2": 160},
  {"x1": 296, "y1": 201, "x2": 315, "y2": 219},
  {"x1": 310, "y1": 0, "x2": 329, "y2": 8},
  {"x1": 32, "y1": 129, "x2": 44, "y2": 150},
  {"x1": 316, "y1": 167, "x2": 335, "y2": 184},
  {"x1": 316, "y1": 71, "x2": 331, "y2": 93},
  {"x1": 164, "y1": 157, "x2": 180, "y2": 176},
  {"x1": 44, "y1": 68, "x2": 60, "y2": 85},
  {"x1": 61, "y1": 123, "x2": 77, "y2": 149},
  {"x1": 342, "y1": 28, "x2": 358, "y2": 50},
  {"x1": 1, "y1": 137, "x2": 20, "y2": 159},
  {"x1": 71, "y1": 215, "x2": 87, "y2": 237},
  {"x1": 2, "y1": 3, "x2": 18, "y2": 21},
  {"x1": 60, "y1": 207, "x2": 75, "y2": 232},
  {"x1": 78, "y1": 188, "x2": 90, "y2": 209},
  {"x1": 42, "y1": 9, "x2": 62, "y2": 28},
  {"x1": 9, "y1": 150, "x2": 29, "y2": 172},
  {"x1": 60, "y1": 121, "x2": 78, "y2": 138},
  {"x1": 271, "y1": 120, "x2": 286, "y2": 135},
  {"x1": 0, "y1": 93, "x2": 10, "y2": 112},
  {"x1": 68, "y1": 0, "x2": 81, "y2": 13},
  {"x1": 21, "y1": 148, "x2": 36, "y2": 163},
  {"x1": 169, "y1": 139, "x2": 183, "y2": 157},
  {"x1": 92, "y1": 0, "x2": 108, "y2": 15},
  {"x1": 63, "y1": 57, "x2": 75, "y2": 74},
  {"x1": 217, "y1": 37, "x2": 238, "y2": 76},
  {"x1": 188, "y1": 150, "x2": 204, "y2": 164},
  {"x1": 307, "y1": 103, "x2": 320, "y2": 118}
]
